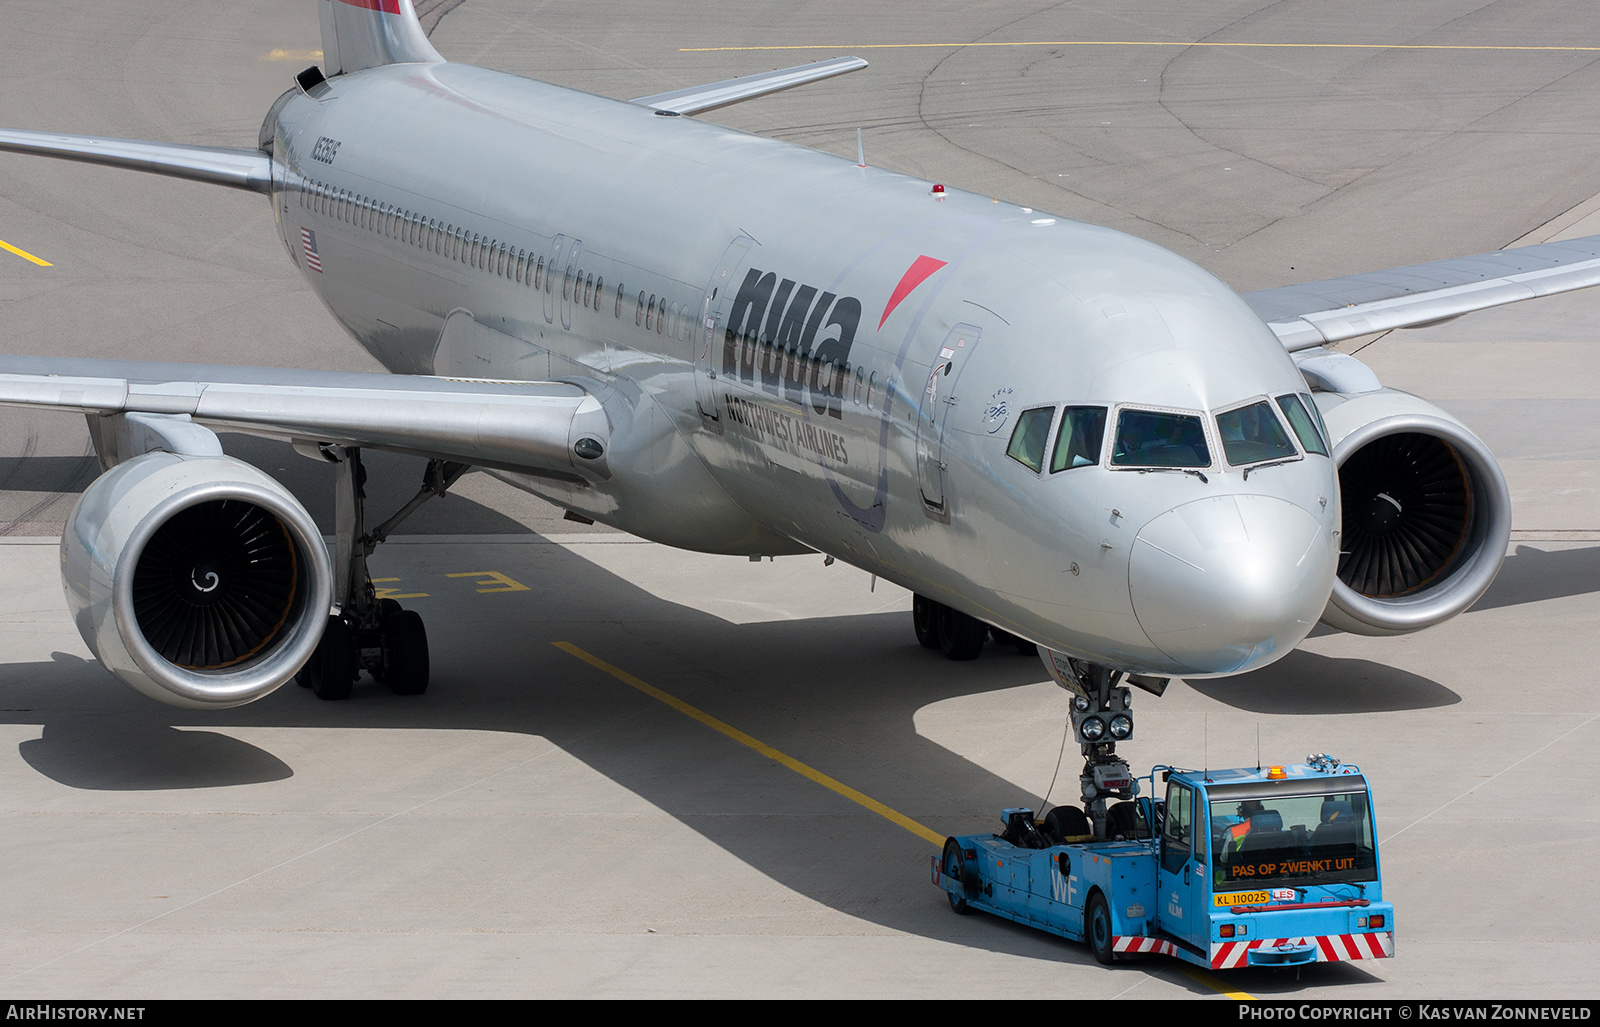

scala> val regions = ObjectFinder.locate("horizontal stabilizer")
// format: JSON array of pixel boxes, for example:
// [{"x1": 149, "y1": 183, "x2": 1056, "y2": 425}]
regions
[
  {"x1": 1244, "y1": 235, "x2": 1600, "y2": 350},
  {"x1": 631, "y1": 57, "x2": 868, "y2": 116},
  {"x1": 0, "y1": 129, "x2": 271, "y2": 193},
  {"x1": 0, "y1": 357, "x2": 608, "y2": 483}
]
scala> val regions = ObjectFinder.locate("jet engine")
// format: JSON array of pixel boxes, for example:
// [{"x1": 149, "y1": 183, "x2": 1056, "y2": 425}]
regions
[
  {"x1": 61, "y1": 451, "x2": 332, "y2": 708},
  {"x1": 1313, "y1": 388, "x2": 1511, "y2": 636}
]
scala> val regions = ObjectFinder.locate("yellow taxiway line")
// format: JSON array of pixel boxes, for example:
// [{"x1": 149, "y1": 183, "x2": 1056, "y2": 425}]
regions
[
  {"x1": 0, "y1": 239, "x2": 51, "y2": 267},
  {"x1": 554, "y1": 641, "x2": 945, "y2": 846},
  {"x1": 553, "y1": 641, "x2": 1254, "y2": 998}
]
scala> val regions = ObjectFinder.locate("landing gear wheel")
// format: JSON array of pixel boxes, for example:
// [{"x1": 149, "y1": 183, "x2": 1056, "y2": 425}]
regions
[
  {"x1": 370, "y1": 599, "x2": 404, "y2": 683},
  {"x1": 1087, "y1": 892, "x2": 1114, "y2": 965},
  {"x1": 912, "y1": 594, "x2": 941, "y2": 649},
  {"x1": 942, "y1": 838, "x2": 972, "y2": 914},
  {"x1": 1043, "y1": 805, "x2": 1092, "y2": 845},
  {"x1": 382, "y1": 608, "x2": 430, "y2": 696},
  {"x1": 989, "y1": 626, "x2": 1038, "y2": 657},
  {"x1": 938, "y1": 604, "x2": 986, "y2": 661},
  {"x1": 310, "y1": 616, "x2": 355, "y2": 701}
]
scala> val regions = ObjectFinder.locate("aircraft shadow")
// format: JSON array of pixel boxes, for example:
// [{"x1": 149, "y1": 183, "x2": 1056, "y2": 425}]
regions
[
  {"x1": 1469, "y1": 543, "x2": 1600, "y2": 612},
  {"x1": 1189, "y1": 649, "x2": 1460, "y2": 714},
  {"x1": 0, "y1": 447, "x2": 1467, "y2": 981}
]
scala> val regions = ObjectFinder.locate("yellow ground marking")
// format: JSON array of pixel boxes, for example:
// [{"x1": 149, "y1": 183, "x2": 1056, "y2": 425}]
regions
[
  {"x1": 682, "y1": 40, "x2": 1600, "y2": 54},
  {"x1": 0, "y1": 239, "x2": 52, "y2": 267},
  {"x1": 555, "y1": 641, "x2": 1252, "y2": 997},
  {"x1": 446, "y1": 570, "x2": 529, "y2": 593},
  {"x1": 372, "y1": 577, "x2": 429, "y2": 600},
  {"x1": 261, "y1": 49, "x2": 324, "y2": 62},
  {"x1": 1180, "y1": 966, "x2": 1254, "y2": 999},
  {"x1": 553, "y1": 641, "x2": 945, "y2": 846}
]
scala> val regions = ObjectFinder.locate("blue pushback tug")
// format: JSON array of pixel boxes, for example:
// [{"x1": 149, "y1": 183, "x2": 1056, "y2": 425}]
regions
[{"x1": 933, "y1": 752, "x2": 1395, "y2": 969}]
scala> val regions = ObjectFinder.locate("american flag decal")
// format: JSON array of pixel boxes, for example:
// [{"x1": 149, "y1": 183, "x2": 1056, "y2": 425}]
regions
[{"x1": 301, "y1": 227, "x2": 323, "y2": 273}]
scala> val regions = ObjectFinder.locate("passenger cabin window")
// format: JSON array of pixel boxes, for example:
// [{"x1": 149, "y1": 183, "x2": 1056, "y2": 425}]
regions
[
  {"x1": 1215, "y1": 400, "x2": 1299, "y2": 466},
  {"x1": 1050, "y1": 406, "x2": 1107, "y2": 472},
  {"x1": 1006, "y1": 406, "x2": 1055, "y2": 473},
  {"x1": 1276, "y1": 394, "x2": 1329, "y2": 456},
  {"x1": 1111, "y1": 409, "x2": 1210, "y2": 469}
]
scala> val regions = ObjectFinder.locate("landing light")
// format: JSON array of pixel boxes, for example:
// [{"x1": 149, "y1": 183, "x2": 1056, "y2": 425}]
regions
[
  {"x1": 1079, "y1": 716, "x2": 1105, "y2": 741},
  {"x1": 1108, "y1": 714, "x2": 1132, "y2": 740}
]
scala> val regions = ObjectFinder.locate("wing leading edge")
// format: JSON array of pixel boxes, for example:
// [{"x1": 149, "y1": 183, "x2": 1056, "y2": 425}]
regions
[
  {"x1": 0, "y1": 357, "x2": 609, "y2": 483},
  {"x1": 1242, "y1": 234, "x2": 1600, "y2": 351},
  {"x1": 0, "y1": 130, "x2": 272, "y2": 194}
]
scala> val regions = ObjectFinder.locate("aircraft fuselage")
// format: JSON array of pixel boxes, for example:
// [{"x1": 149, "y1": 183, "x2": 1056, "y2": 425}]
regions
[{"x1": 264, "y1": 61, "x2": 1340, "y2": 678}]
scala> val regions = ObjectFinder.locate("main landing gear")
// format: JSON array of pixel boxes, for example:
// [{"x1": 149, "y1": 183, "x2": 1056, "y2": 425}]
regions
[
  {"x1": 912, "y1": 593, "x2": 1038, "y2": 661},
  {"x1": 296, "y1": 448, "x2": 467, "y2": 700}
]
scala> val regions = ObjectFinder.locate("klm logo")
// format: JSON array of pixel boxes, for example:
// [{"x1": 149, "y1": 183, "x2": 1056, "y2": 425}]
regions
[{"x1": 722, "y1": 268, "x2": 861, "y2": 420}]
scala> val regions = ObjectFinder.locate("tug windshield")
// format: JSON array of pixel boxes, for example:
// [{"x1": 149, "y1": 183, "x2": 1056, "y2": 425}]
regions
[{"x1": 1210, "y1": 787, "x2": 1377, "y2": 892}]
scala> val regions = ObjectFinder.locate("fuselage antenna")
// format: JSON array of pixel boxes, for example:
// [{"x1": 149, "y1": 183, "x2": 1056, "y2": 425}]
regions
[{"x1": 857, "y1": 128, "x2": 866, "y2": 168}]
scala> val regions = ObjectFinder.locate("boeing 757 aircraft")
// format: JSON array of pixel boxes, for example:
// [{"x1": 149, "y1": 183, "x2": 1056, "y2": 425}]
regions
[{"x1": 1, "y1": 0, "x2": 1596, "y2": 824}]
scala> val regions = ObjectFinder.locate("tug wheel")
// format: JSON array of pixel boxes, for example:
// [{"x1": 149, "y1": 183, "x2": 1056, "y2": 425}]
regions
[
  {"x1": 1088, "y1": 892, "x2": 1114, "y2": 965},
  {"x1": 942, "y1": 838, "x2": 972, "y2": 915}
]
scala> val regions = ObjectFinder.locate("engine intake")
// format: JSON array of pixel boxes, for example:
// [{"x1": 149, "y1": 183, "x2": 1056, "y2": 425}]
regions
[
  {"x1": 1316, "y1": 390, "x2": 1510, "y2": 636},
  {"x1": 62, "y1": 452, "x2": 331, "y2": 707}
]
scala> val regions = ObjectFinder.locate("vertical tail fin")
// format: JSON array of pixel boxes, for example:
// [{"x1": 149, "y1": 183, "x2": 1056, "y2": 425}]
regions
[{"x1": 318, "y1": 0, "x2": 444, "y2": 76}]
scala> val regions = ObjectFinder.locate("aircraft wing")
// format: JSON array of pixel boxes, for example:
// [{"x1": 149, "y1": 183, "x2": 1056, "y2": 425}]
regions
[
  {"x1": 0, "y1": 129, "x2": 271, "y2": 193},
  {"x1": 1241, "y1": 234, "x2": 1600, "y2": 351},
  {"x1": 0, "y1": 357, "x2": 608, "y2": 482},
  {"x1": 630, "y1": 57, "x2": 868, "y2": 116}
]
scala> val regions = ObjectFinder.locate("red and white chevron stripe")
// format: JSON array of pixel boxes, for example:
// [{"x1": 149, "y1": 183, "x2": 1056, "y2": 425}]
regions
[
  {"x1": 1211, "y1": 931, "x2": 1393, "y2": 969},
  {"x1": 1112, "y1": 936, "x2": 1178, "y2": 957}
]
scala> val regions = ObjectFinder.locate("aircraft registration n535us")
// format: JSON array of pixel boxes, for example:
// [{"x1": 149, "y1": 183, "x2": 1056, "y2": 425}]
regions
[{"x1": 1, "y1": 0, "x2": 1596, "y2": 823}]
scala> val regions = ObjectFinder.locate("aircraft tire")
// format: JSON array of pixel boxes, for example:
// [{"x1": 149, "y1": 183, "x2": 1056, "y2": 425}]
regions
[
  {"x1": 370, "y1": 599, "x2": 404, "y2": 682},
  {"x1": 912, "y1": 594, "x2": 941, "y2": 649},
  {"x1": 383, "y1": 609, "x2": 430, "y2": 696},
  {"x1": 311, "y1": 616, "x2": 355, "y2": 701},
  {"x1": 938, "y1": 605, "x2": 986, "y2": 661},
  {"x1": 1087, "y1": 892, "x2": 1114, "y2": 965}
]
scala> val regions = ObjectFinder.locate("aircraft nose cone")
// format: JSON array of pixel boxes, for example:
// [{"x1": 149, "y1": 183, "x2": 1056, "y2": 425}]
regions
[{"x1": 1129, "y1": 495, "x2": 1334, "y2": 674}]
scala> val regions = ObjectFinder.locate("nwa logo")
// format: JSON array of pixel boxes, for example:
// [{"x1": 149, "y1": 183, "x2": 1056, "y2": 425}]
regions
[{"x1": 722, "y1": 268, "x2": 861, "y2": 420}]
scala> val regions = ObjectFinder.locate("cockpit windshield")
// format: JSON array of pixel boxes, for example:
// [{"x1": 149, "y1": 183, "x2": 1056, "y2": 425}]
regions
[
  {"x1": 1111, "y1": 409, "x2": 1210, "y2": 468},
  {"x1": 1215, "y1": 401, "x2": 1299, "y2": 466},
  {"x1": 1211, "y1": 788, "x2": 1377, "y2": 892}
]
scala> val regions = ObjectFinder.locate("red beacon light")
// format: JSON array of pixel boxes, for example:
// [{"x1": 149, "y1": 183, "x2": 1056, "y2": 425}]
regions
[{"x1": 931, "y1": 183, "x2": 946, "y2": 199}]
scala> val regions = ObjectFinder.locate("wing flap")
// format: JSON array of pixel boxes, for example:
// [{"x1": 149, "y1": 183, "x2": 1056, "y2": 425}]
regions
[
  {"x1": 631, "y1": 57, "x2": 868, "y2": 116},
  {"x1": 0, "y1": 358, "x2": 607, "y2": 482},
  {"x1": 0, "y1": 129, "x2": 271, "y2": 193},
  {"x1": 1242, "y1": 235, "x2": 1600, "y2": 350}
]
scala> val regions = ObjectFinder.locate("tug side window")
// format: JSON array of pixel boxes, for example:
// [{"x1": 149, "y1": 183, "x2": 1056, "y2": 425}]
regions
[{"x1": 1161, "y1": 782, "x2": 1193, "y2": 874}]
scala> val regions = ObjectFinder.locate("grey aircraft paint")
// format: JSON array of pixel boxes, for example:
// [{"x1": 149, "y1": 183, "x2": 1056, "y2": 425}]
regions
[{"x1": 2, "y1": 0, "x2": 1575, "y2": 707}]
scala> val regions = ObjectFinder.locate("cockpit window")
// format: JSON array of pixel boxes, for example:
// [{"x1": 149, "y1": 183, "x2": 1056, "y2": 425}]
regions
[
  {"x1": 1216, "y1": 401, "x2": 1299, "y2": 466},
  {"x1": 1050, "y1": 406, "x2": 1107, "y2": 473},
  {"x1": 1006, "y1": 407, "x2": 1055, "y2": 473},
  {"x1": 1111, "y1": 409, "x2": 1210, "y2": 468},
  {"x1": 1276, "y1": 393, "x2": 1329, "y2": 457}
]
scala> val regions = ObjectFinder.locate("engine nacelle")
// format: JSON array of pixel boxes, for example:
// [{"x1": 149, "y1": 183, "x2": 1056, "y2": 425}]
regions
[
  {"x1": 61, "y1": 452, "x2": 332, "y2": 708},
  {"x1": 1314, "y1": 389, "x2": 1511, "y2": 636}
]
